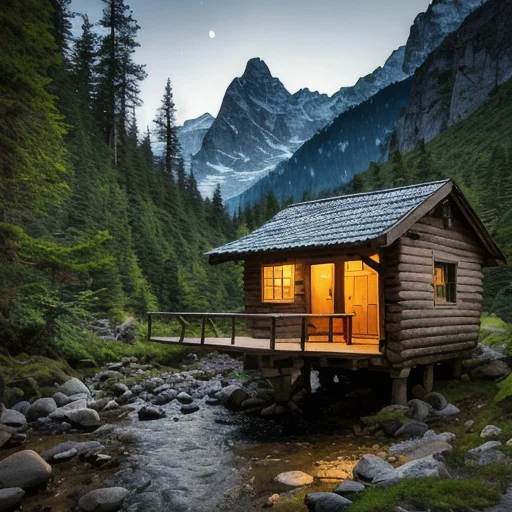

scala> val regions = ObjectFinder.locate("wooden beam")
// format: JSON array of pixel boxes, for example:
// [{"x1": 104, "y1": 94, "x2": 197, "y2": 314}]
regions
[{"x1": 360, "y1": 255, "x2": 383, "y2": 274}]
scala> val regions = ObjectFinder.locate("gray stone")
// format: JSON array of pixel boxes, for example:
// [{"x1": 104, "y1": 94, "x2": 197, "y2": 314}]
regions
[
  {"x1": 58, "y1": 378, "x2": 91, "y2": 396},
  {"x1": 103, "y1": 400, "x2": 119, "y2": 411},
  {"x1": 181, "y1": 404, "x2": 200, "y2": 415},
  {"x1": 0, "y1": 487, "x2": 25, "y2": 511},
  {"x1": 481, "y1": 425, "x2": 502, "y2": 438},
  {"x1": 0, "y1": 409, "x2": 26, "y2": 428},
  {"x1": 112, "y1": 383, "x2": 129, "y2": 396},
  {"x1": 423, "y1": 392, "x2": 448, "y2": 411},
  {"x1": 0, "y1": 450, "x2": 52, "y2": 489},
  {"x1": 396, "y1": 455, "x2": 448, "y2": 479},
  {"x1": 78, "y1": 487, "x2": 130, "y2": 511},
  {"x1": 407, "y1": 399, "x2": 431, "y2": 421},
  {"x1": 471, "y1": 360, "x2": 511, "y2": 380},
  {"x1": 218, "y1": 385, "x2": 250, "y2": 410},
  {"x1": 274, "y1": 470, "x2": 313, "y2": 487},
  {"x1": 241, "y1": 397, "x2": 266, "y2": 409},
  {"x1": 53, "y1": 448, "x2": 78, "y2": 461},
  {"x1": 430, "y1": 403, "x2": 460, "y2": 417},
  {"x1": 305, "y1": 492, "x2": 352, "y2": 511},
  {"x1": 333, "y1": 480, "x2": 365, "y2": 495},
  {"x1": 42, "y1": 441, "x2": 104, "y2": 461},
  {"x1": 154, "y1": 389, "x2": 178, "y2": 405},
  {"x1": 261, "y1": 404, "x2": 287, "y2": 416},
  {"x1": 27, "y1": 398, "x2": 57, "y2": 422},
  {"x1": 52, "y1": 392, "x2": 71, "y2": 407},
  {"x1": 11, "y1": 401, "x2": 30, "y2": 416},
  {"x1": 352, "y1": 454, "x2": 397, "y2": 484},
  {"x1": 464, "y1": 420, "x2": 475, "y2": 433},
  {"x1": 466, "y1": 441, "x2": 505, "y2": 466},
  {"x1": 66, "y1": 408, "x2": 101, "y2": 427},
  {"x1": 153, "y1": 384, "x2": 170, "y2": 394},
  {"x1": 0, "y1": 432, "x2": 11, "y2": 449},
  {"x1": 138, "y1": 405, "x2": 165, "y2": 421},
  {"x1": 389, "y1": 430, "x2": 455, "y2": 459},
  {"x1": 394, "y1": 421, "x2": 428, "y2": 438},
  {"x1": 176, "y1": 392, "x2": 193, "y2": 404}
]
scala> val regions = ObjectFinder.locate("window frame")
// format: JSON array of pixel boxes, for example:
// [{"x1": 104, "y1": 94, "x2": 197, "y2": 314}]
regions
[
  {"x1": 433, "y1": 260, "x2": 458, "y2": 306},
  {"x1": 261, "y1": 263, "x2": 295, "y2": 304}
]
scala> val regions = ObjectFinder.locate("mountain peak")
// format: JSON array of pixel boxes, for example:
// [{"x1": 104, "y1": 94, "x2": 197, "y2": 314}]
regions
[{"x1": 243, "y1": 58, "x2": 272, "y2": 79}]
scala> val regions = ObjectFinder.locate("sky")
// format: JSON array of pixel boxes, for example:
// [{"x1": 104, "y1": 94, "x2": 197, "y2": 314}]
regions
[{"x1": 70, "y1": 0, "x2": 431, "y2": 127}]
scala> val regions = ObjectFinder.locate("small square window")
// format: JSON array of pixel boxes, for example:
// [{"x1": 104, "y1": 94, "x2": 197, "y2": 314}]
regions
[
  {"x1": 262, "y1": 264, "x2": 295, "y2": 303},
  {"x1": 434, "y1": 262, "x2": 457, "y2": 304}
]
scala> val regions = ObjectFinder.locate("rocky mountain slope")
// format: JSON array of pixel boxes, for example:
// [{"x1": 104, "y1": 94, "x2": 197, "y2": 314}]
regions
[
  {"x1": 177, "y1": 113, "x2": 215, "y2": 167},
  {"x1": 228, "y1": 78, "x2": 413, "y2": 210},
  {"x1": 396, "y1": 0, "x2": 512, "y2": 152},
  {"x1": 192, "y1": 0, "x2": 487, "y2": 201}
]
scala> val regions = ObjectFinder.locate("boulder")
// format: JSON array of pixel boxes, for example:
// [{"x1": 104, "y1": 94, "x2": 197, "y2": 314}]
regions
[
  {"x1": 423, "y1": 392, "x2": 448, "y2": 411},
  {"x1": 66, "y1": 408, "x2": 101, "y2": 428},
  {"x1": 27, "y1": 398, "x2": 57, "y2": 422},
  {"x1": 481, "y1": 425, "x2": 502, "y2": 438},
  {"x1": 218, "y1": 385, "x2": 250, "y2": 410},
  {"x1": 0, "y1": 450, "x2": 52, "y2": 489},
  {"x1": 407, "y1": 399, "x2": 431, "y2": 421},
  {"x1": 274, "y1": 470, "x2": 313, "y2": 487},
  {"x1": 11, "y1": 401, "x2": 31, "y2": 416},
  {"x1": 466, "y1": 441, "x2": 505, "y2": 466},
  {"x1": 154, "y1": 389, "x2": 178, "y2": 405},
  {"x1": 352, "y1": 454, "x2": 397, "y2": 484},
  {"x1": 59, "y1": 378, "x2": 91, "y2": 397},
  {"x1": 54, "y1": 448, "x2": 78, "y2": 461},
  {"x1": 394, "y1": 422, "x2": 429, "y2": 438},
  {"x1": 176, "y1": 392, "x2": 193, "y2": 404},
  {"x1": 138, "y1": 405, "x2": 165, "y2": 421},
  {"x1": 0, "y1": 409, "x2": 26, "y2": 428},
  {"x1": 304, "y1": 492, "x2": 352, "y2": 511},
  {"x1": 381, "y1": 420, "x2": 403, "y2": 436},
  {"x1": 180, "y1": 404, "x2": 199, "y2": 415},
  {"x1": 78, "y1": 487, "x2": 129, "y2": 511},
  {"x1": 0, "y1": 432, "x2": 11, "y2": 449},
  {"x1": 333, "y1": 480, "x2": 365, "y2": 496},
  {"x1": 396, "y1": 455, "x2": 448, "y2": 479},
  {"x1": 430, "y1": 403, "x2": 460, "y2": 417},
  {"x1": 0, "y1": 488, "x2": 25, "y2": 511},
  {"x1": 471, "y1": 360, "x2": 511, "y2": 380},
  {"x1": 112, "y1": 383, "x2": 129, "y2": 396},
  {"x1": 52, "y1": 392, "x2": 71, "y2": 407}
]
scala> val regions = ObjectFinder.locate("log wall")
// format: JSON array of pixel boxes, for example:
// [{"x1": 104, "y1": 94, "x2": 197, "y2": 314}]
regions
[
  {"x1": 244, "y1": 259, "x2": 306, "y2": 339},
  {"x1": 384, "y1": 212, "x2": 485, "y2": 368}
]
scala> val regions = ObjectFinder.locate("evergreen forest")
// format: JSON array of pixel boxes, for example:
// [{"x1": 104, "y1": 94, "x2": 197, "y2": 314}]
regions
[{"x1": 0, "y1": 0, "x2": 243, "y2": 358}]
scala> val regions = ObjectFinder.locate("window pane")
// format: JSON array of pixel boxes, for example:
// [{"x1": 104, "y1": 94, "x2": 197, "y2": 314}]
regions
[
  {"x1": 264, "y1": 267, "x2": 273, "y2": 279},
  {"x1": 274, "y1": 266, "x2": 283, "y2": 278},
  {"x1": 262, "y1": 264, "x2": 295, "y2": 303},
  {"x1": 283, "y1": 265, "x2": 293, "y2": 279},
  {"x1": 434, "y1": 261, "x2": 456, "y2": 303},
  {"x1": 264, "y1": 286, "x2": 274, "y2": 300},
  {"x1": 274, "y1": 287, "x2": 282, "y2": 300}
]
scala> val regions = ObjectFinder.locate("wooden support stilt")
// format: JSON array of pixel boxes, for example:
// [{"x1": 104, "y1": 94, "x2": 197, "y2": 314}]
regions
[
  {"x1": 390, "y1": 368, "x2": 411, "y2": 405},
  {"x1": 422, "y1": 364, "x2": 434, "y2": 392}
]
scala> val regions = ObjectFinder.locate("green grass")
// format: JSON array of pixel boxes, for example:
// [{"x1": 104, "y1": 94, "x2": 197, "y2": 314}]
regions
[
  {"x1": 347, "y1": 478, "x2": 498, "y2": 512},
  {"x1": 481, "y1": 314, "x2": 509, "y2": 330}
]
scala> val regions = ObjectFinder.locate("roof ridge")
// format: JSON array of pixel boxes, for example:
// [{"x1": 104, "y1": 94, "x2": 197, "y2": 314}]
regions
[{"x1": 285, "y1": 179, "x2": 452, "y2": 210}]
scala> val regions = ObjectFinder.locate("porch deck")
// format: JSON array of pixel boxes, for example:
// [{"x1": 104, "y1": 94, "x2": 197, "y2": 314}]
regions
[{"x1": 147, "y1": 312, "x2": 383, "y2": 359}]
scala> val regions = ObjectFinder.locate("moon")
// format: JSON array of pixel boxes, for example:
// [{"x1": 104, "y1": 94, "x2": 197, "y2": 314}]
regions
[{"x1": 209, "y1": 30, "x2": 215, "y2": 39}]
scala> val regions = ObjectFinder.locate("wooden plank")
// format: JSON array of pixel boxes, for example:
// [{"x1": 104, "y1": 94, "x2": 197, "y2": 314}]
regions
[
  {"x1": 400, "y1": 341, "x2": 476, "y2": 359},
  {"x1": 400, "y1": 332, "x2": 477, "y2": 349},
  {"x1": 386, "y1": 316, "x2": 481, "y2": 332},
  {"x1": 400, "y1": 238, "x2": 485, "y2": 261},
  {"x1": 413, "y1": 221, "x2": 483, "y2": 247},
  {"x1": 393, "y1": 324, "x2": 478, "y2": 341}
]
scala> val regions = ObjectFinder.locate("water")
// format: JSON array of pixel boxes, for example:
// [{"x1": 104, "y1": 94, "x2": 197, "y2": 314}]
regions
[{"x1": 112, "y1": 398, "x2": 372, "y2": 512}]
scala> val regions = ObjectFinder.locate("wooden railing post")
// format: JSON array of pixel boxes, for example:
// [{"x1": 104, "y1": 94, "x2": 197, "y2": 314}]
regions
[
  {"x1": 178, "y1": 316, "x2": 186, "y2": 343},
  {"x1": 200, "y1": 316, "x2": 207, "y2": 345},
  {"x1": 270, "y1": 316, "x2": 276, "y2": 351},
  {"x1": 301, "y1": 316, "x2": 307, "y2": 351},
  {"x1": 147, "y1": 314, "x2": 152, "y2": 341},
  {"x1": 347, "y1": 316, "x2": 353, "y2": 345},
  {"x1": 328, "y1": 316, "x2": 334, "y2": 343},
  {"x1": 231, "y1": 316, "x2": 236, "y2": 345}
]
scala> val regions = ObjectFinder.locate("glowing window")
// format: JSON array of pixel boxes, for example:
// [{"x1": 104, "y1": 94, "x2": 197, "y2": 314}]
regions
[
  {"x1": 262, "y1": 264, "x2": 295, "y2": 303},
  {"x1": 434, "y1": 262, "x2": 457, "y2": 304}
]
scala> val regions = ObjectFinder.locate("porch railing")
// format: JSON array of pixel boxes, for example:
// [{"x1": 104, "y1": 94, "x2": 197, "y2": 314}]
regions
[{"x1": 147, "y1": 312, "x2": 355, "y2": 352}]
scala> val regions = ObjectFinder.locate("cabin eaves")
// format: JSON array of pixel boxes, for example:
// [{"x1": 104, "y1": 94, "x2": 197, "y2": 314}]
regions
[{"x1": 207, "y1": 179, "x2": 505, "y2": 265}]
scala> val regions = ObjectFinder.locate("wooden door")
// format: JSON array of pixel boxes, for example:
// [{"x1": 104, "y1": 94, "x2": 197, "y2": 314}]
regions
[
  {"x1": 344, "y1": 260, "x2": 379, "y2": 340},
  {"x1": 310, "y1": 263, "x2": 335, "y2": 338}
]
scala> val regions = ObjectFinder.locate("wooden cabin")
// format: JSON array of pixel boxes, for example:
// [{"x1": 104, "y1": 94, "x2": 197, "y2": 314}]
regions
[{"x1": 149, "y1": 180, "x2": 505, "y2": 404}]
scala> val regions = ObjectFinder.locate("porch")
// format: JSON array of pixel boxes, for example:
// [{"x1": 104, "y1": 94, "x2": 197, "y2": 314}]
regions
[{"x1": 147, "y1": 312, "x2": 383, "y2": 359}]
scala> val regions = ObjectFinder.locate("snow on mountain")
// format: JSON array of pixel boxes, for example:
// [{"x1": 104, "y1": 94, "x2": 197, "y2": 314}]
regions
[
  {"x1": 177, "y1": 113, "x2": 215, "y2": 168},
  {"x1": 190, "y1": 0, "x2": 488, "y2": 201}
]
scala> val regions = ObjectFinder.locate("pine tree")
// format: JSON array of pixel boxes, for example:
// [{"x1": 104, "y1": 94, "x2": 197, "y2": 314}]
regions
[
  {"x1": 154, "y1": 78, "x2": 180, "y2": 176},
  {"x1": 95, "y1": 0, "x2": 147, "y2": 154},
  {"x1": 368, "y1": 162, "x2": 383, "y2": 191},
  {"x1": 264, "y1": 192, "x2": 280, "y2": 221},
  {"x1": 390, "y1": 150, "x2": 408, "y2": 188},
  {"x1": 0, "y1": 0, "x2": 69, "y2": 221}
]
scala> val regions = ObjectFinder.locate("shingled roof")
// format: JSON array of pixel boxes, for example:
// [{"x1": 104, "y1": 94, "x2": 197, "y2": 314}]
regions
[{"x1": 207, "y1": 179, "x2": 505, "y2": 264}]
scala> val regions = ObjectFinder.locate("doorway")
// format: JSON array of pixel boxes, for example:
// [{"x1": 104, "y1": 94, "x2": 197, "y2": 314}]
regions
[
  {"x1": 309, "y1": 263, "x2": 336, "y2": 339},
  {"x1": 344, "y1": 260, "x2": 379, "y2": 340}
]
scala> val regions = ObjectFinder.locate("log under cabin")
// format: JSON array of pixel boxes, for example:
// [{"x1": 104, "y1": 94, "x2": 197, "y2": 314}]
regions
[{"x1": 149, "y1": 180, "x2": 506, "y2": 404}]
